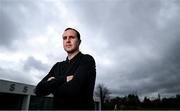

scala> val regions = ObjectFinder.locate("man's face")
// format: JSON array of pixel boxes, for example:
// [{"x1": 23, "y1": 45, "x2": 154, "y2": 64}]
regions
[{"x1": 63, "y1": 29, "x2": 80, "y2": 53}]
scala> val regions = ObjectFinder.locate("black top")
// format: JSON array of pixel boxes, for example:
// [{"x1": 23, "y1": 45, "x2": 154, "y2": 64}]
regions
[{"x1": 35, "y1": 52, "x2": 96, "y2": 110}]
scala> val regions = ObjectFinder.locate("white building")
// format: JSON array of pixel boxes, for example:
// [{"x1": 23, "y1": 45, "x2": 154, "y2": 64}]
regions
[{"x1": 0, "y1": 79, "x2": 101, "y2": 110}]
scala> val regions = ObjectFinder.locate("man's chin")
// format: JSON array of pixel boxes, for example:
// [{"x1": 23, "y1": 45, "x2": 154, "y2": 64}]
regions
[
  {"x1": 66, "y1": 49, "x2": 79, "y2": 54},
  {"x1": 66, "y1": 50, "x2": 76, "y2": 54}
]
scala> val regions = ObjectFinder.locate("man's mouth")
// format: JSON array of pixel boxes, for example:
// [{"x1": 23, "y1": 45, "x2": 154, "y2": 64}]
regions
[{"x1": 66, "y1": 45, "x2": 72, "y2": 47}]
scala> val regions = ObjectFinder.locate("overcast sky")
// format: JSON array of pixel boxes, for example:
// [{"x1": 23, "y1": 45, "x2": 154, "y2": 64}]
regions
[{"x1": 1, "y1": 0, "x2": 180, "y2": 98}]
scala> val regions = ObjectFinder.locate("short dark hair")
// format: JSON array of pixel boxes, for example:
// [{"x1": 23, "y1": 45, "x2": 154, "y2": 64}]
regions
[{"x1": 64, "y1": 28, "x2": 81, "y2": 40}]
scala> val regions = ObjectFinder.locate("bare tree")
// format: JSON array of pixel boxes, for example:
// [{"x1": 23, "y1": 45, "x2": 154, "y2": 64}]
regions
[{"x1": 95, "y1": 83, "x2": 111, "y2": 106}]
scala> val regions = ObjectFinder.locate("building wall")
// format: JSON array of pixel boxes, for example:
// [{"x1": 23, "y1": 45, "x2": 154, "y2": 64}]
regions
[{"x1": 0, "y1": 79, "x2": 101, "y2": 110}]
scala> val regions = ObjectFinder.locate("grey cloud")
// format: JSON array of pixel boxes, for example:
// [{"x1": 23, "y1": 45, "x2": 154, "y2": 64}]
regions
[
  {"x1": 86, "y1": 0, "x2": 180, "y2": 97},
  {"x1": 23, "y1": 56, "x2": 49, "y2": 72},
  {"x1": 0, "y1": 0, "x2": 66, "y2": 49},
  {"x1": 0, "y1": 11, "x2": 17, "y2": 47},
  {"x1": 0, "y1": 67, "x2": 33, "y2": 85},
  {"x1": 109, "y1": 36, "x2": 180, "y2": 97}
]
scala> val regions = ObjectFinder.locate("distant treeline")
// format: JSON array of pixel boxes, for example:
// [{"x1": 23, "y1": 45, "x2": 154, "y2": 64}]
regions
[{"x1": 102, "y1": 94, "x2": 180, "y2": 110}]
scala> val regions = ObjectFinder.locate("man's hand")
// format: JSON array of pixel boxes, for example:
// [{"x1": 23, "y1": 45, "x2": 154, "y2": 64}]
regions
[
  {"x1": 47, "y1": 77, "x2": 56, "y2": 81},
  {"x1": 67, "y1": 75, "x2": 73, "y2": 82}
]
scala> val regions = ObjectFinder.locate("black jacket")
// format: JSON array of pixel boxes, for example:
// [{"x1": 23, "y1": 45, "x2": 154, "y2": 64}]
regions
[{"x1": 35, "y1": 52, "x2": 96, "y2": 110}]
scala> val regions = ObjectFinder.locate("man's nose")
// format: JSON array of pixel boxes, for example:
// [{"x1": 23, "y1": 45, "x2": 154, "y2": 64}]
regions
[{"x1": 66, "y1": 37, "x2": 70, "y2": 42}]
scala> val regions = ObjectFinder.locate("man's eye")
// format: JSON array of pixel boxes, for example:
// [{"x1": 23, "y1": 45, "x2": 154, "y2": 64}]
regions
[{"x1": 63, "y1": 36, "x2": 67, "y2": 40}]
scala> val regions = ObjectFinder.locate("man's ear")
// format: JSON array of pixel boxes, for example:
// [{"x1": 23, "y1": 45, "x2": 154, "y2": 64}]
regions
[{"x1": 79, "y1": 40, "x2": 81, "y2": 45}]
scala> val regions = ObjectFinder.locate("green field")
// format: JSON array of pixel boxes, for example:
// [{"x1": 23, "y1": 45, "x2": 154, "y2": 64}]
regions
[{"x1": 113, "y1": 110, "x2": 180, "y2": 111}]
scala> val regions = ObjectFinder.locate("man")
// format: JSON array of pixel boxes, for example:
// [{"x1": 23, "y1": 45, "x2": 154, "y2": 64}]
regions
[{"x1": 35, "y1": 28, "x2": 96, "y2": 110}]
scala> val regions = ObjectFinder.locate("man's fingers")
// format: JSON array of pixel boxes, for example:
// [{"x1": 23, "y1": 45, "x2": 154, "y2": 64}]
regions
[
  {"x1": 67, "y1": 75, "x2": 74, "y2": 82},
  {"x1": 47, "y1": 77, "x2": 56, "y2": 81}
]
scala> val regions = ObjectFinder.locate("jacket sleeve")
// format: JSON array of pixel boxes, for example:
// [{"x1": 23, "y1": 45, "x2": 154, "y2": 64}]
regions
[
  {"x1": 35, "y1": 62, "x2": 66, "y2": 96},
  {"x1": 55, "y1": 55, "x2": 96, "y2": 99}
]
